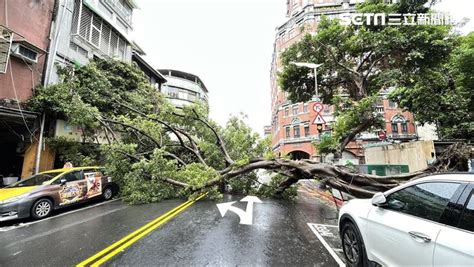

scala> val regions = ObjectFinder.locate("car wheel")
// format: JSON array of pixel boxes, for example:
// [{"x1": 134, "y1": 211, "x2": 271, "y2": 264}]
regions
[
  {"x1": 31, "y1": 198, "x2": 53, "y2": 219},
  {"x1": 102, "y1": 187, "x2": 114, "y2": 200},
  {"x1": 341, "y1": 222, "x2": 367, "y2": 267}
]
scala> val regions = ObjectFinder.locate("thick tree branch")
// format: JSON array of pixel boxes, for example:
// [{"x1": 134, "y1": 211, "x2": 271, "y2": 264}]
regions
[
  {"x1": 191, "y1": 109, "x2": 235, "y2": 166},
  {"x1": 336, "y1": 114, "x2": 377, "y2": 158},
  {"x1": 160, "y1": 177, "x2": 189, "y2": 188},
  {"x1": 104, "y1": 119, "x2": 162, "y2": 148},
  {"x1": 316, "y1": 40, "x2": 361, "y2": 77},
  {"x1": 113, "y1": 102, "x2": 208, "y2": 166}
]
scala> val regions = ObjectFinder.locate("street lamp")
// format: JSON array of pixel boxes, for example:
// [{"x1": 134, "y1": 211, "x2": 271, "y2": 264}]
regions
[{"x1": 290, "y1": 62, "x2": 323, "y2": 101}]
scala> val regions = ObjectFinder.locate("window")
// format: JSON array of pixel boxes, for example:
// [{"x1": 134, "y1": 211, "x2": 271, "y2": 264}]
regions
[
  {"x1": 72, "y1": 1, "x2": 129, "y2": 60},
  {"x1": 289, "y1": 29, "x2": 296, "y2": 39},
  {"x1": 388, "y1": 100, "x2": 397, "y2": 108},
  {"x1": 385, "y1": 182, "x2": 460, "y2": 222},
  {"x1": 17, "y1": 45, "x2": 38, "y2": 62},
  {"x1": 401, "y1": 123, "x2": 408, "y2": 134},
  {"x1": 285, "y1": 127, "x2": 291, "y2": 138},
  {"x1": 62, "y1": 171, "x2": 84, "y2": 183},
  {"x1": 293, "y1": 126, "x2": 300, "y2": 138},
  {"x1": 90, "y1": 15, "x2": 102, "y2": 48},
  {"x1": 103, "y1": 0, "x2": 133, "y2": 24},
  {"x1": 324, "y1": 105, "x2": 330, "y2": 114},
  {"x1": 8, "y1": 173, "x2": 62, "y2": 187},
  {"x1": 304, "y1": 125, "x2": 310, "y2": 137},
  {"x1": 70, "y1": 42, "x2": 88, "y2": 57},
  {"x1": 284, "y1": 107, "x2": 289, "y2": 117},
  {"x1": 459, "y1": 192, "x2": 474, "y2": 231},
  {"x1": 376, "y1": 98, "x2": 384, "y2": 106},
  {"x1": 391, "y1": 123, "x2": 399, "y2": 134},
  {"x1": 292, "y1": 105, "x2": 298, "y2": 115},
  {"x1": 303, "y1": 104, "x2": 308, "y2": 113}
]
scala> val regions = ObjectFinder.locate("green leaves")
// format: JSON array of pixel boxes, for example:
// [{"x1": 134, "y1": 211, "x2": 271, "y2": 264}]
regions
[
  {"x1": 29, "y1": 58, "x2": 278, "y2": 203},
  {"x1": 391, "y1": 32, "x2": 473, "y2": 139}
]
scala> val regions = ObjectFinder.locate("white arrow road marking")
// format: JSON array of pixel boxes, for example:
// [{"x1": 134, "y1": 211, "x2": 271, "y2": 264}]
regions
[{"x1": 216, "y1": 196, "x2": 261, "y2": 225}]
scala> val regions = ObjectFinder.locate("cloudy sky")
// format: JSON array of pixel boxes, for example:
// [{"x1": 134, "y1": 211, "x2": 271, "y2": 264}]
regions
[{"x1": 132, "y1": 0, "x2": 473, "y2": 135}]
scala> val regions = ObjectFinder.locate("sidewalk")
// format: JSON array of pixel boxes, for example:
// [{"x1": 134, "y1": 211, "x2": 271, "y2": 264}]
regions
[{"x1": 298, "y1": 180, "x2": 344, "y2": 208}]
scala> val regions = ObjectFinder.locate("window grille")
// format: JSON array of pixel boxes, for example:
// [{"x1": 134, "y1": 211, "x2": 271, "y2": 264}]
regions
[
  {"x1": 100, "y1": 24, "x2": 111, "y2": 54},
  {"x1": 90, "y1": 15, "x2": 102, "y2": 48},
  {"x1": 71, "y1": 1, "x2": 129, "y2": 59},
  {"x1": 71, "y1": 0, "x2": 81, "y2": 34},
  {"x1": 79, "y1": 6, "x2": 92, "y2": 39},
  {"x1": 118, "y1": 38, "x2": 126, "y2": 59},
  {"x1": 109, "y1": 32, "x2": 119, "y2": 56}
]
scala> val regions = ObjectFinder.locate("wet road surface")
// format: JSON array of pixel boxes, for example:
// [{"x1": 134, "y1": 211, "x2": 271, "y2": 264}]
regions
[{"x1": 0, "y1": 182, "x2": 343, "y2": 266}]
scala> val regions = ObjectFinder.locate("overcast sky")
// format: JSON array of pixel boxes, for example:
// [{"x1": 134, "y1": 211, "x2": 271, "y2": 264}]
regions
[{"x1": 132, "y1": 0, "x2": 473, "y2": 135}]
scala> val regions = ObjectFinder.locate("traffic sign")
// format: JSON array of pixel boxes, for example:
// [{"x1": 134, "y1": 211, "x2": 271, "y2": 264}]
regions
[
  {"x1": 313, "y1": 102, "x2": 323, "y2": 113},
  {"x1": 313, "y1": 114, "x2": 326, "y2": 125},
  {"x1": 378, "y1": 131, "x2": 386, "y2": 141}
]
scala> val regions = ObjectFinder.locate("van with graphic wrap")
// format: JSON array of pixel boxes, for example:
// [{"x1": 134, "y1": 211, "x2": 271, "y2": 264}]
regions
[{"x1": 0, "y1": 167, "x2": 118, "y2": 222}]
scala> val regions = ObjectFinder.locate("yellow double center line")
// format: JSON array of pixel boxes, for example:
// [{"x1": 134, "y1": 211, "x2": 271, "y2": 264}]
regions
[{"x1": 77, "y1": 194, "x2": 207, "y2": 267}]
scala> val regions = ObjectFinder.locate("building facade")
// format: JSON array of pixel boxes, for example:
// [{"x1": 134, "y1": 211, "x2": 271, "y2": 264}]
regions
[
  {"x1": 158, "y1": 69, "x2": 209, "y2": 109},
  {"x1": 45, "y1": 0, "x2": 137, "y2": 86},
  {"x1": 0, "y1": 0, "x2": 55, "y2": 179},
  {"x1": 23, "y1": 0, "x2": 139, "y2": 170},
  {"x1": 270, "y1": 0, "x2": 417, "y2": 162},
  {"x1": 132, "y1": 45, "x2": 167, "y2": 91}
]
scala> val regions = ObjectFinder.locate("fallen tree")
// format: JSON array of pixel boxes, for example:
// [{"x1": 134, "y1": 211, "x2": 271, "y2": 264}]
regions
[
  {"x1": 112, "y1": 106, "x2": 470, "y2": 199},
  {"x1": 29, "y1": 59, "x2": 471, "y2": 203}
]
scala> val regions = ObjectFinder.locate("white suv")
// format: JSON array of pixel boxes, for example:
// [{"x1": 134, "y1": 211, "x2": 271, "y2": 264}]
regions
[{"x1": 338, "y1": 173, "x2": 474, "y2": 267}]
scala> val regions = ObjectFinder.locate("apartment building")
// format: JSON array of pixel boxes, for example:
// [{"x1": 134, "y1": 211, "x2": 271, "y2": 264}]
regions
[
  {"x1": 269, "y1": 0, "x2": 417, "y2": 162},
  {"x1": 158, "y1": 69, "x2": 209, "y2": 109},
  {"x1": 42, "y1": 0, "x2": 139, "y2": 168},
  {"x1": 45, "y1": 0, "x2": 137, "y2": 85},
  {"x1": 0, "y1": 0, "x2": 55, "y2": 179}
]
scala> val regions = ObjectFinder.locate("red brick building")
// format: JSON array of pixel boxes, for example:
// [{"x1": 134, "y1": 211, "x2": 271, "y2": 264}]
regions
[
  {"x1": 0, "y1": 0, "x2": 55, "y2": 178},
  {"x1": 269, "y1": 0, "x2": 417, "y2": 162}
]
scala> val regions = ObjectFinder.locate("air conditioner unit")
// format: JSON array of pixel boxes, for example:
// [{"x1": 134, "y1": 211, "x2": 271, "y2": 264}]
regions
[
  {"x1": 0, "y1": 26, "x2": 13, "y2": 74},
  {"x1": 11, "y1": 43, "x2": 39, "y2": 64}
]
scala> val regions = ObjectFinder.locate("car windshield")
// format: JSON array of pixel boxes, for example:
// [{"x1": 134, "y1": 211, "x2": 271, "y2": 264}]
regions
[{"x1": 6, "y1": 172, "x2": 63, "y2": 188}]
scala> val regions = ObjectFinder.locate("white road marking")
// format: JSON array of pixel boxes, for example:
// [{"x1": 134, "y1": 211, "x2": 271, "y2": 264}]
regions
[
  {"x1": 308, "y1": 223, "x2": 346, "y2": 267},
  {"x1": 0, "y1": 199, "x2": 119, "y2": 232},
  {"x1": 314, "y1": 223, "x2": 338, "y2": 228},
  {"x1": 216, "y1": 196, "x2": 262, "y2": 225}
]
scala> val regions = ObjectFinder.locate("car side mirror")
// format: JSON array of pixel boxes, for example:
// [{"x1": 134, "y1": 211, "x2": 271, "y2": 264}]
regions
[
  {"x1": 60, "y1": 178, "x2": 67, "y2": 185},
  {"x1": 371, "y1": 192, "x2": 387, "y2": 206}
]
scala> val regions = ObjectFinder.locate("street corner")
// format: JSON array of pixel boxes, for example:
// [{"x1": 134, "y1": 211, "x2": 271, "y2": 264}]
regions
[{"x1": 307, "y1": 223, "x2": 346, "y2": 267}]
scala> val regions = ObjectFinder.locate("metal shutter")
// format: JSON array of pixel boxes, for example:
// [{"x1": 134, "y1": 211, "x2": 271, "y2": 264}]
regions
[
  {"x1": 71, "y1": 0, "x2": 81, "y2": 35},
  {"x1": 109, "y1": 32, "x2": 118, "y2": 57},
  {"x1": 90, "y1": 15, "x2": 101, "y2": 48},
  {"x1": 100, "y1": 24, "x2": 111, "y2": 55},
  {"x1": 79, "y1": 6, "x2": 92, "y2": 40},
  {"x1": 117, "y1": 37, "x2": 126, "y2": 60}
]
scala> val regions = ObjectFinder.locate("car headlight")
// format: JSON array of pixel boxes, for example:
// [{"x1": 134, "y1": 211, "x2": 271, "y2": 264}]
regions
[{"x1": 0, "y1": 194, "x2": 28, "y2": 205}]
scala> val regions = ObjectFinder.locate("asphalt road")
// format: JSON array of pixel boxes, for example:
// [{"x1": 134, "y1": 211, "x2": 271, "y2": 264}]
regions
[{"x1": 0, "y1": 182, "x2": 344, "y2": 266}]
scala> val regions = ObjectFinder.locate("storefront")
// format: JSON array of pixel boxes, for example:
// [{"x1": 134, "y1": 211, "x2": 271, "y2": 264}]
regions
[{"x1": 0, "y1": 106, "x2": 53, "y2": 184}]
